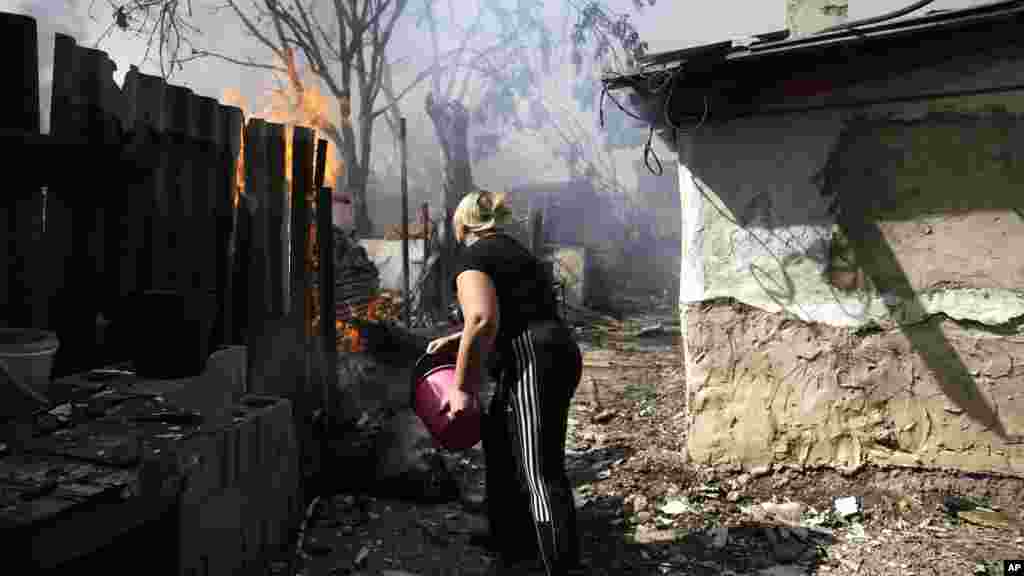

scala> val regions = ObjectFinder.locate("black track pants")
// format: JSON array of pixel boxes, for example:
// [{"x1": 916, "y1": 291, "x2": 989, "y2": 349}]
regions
[{"x1": 483, "y1": 320, "x2": 583, "y2": 574}]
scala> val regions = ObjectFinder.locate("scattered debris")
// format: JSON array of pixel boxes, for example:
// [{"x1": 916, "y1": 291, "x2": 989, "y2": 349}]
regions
[
  {"x1": 761, "y1": 501, "x2": 806, "y2": 524},
  {"x1": 707, "y1": 525, "x2": 729, "y2": 549},
  {"x1": 846, "y1": 523, "x2": 868, "y2": 541},
  {"x1": 635, "y1": 323, "x2": 664, "y2": 338},
  {"x1": 574, "y1": 485, "x2": 596, "y2": 509},
  {"x1": 288, "y1": 309, "x2": 1024, "y2": 576},
  {"x1": 630, "y1": 494, "x2": 649, "y2": 512},
  {"x1": 353, "y1": 545, "x2": 370, "y2": 569},
  {"x1": 659, "y1": 497, "x2": 694, "y2": 516},
  {"x1": 294, "y1": 496, "x2": 322, "y2": 568},
  {"x1": 958, "y1": 508, "x2": 1016, "y2": 530},
  {"x1": 764, "y1": 526, "x2": 806, "y2": 563},
  {"x1": 834, "y1": 496, "x2": 861, "y2": 518}
]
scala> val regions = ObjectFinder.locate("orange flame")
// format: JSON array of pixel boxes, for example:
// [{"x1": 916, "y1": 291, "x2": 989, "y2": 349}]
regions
[
  {"x1": 221, "y1": 50, "x2": 342, "y2": 205},
  {"x1": 331, "y1": 294, "x2": 401, "y2": 353},
  {"x1": 266, "y1": 48, "x2": 341, "y2": 193},
  {"x1": 221, "y1": 88, "x2": 249, "y2": 206}
]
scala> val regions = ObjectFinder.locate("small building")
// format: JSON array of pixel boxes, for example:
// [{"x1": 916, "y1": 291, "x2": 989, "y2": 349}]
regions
[{"x1": 606, "y1": 0, "x2": 1024, "y2": 476}]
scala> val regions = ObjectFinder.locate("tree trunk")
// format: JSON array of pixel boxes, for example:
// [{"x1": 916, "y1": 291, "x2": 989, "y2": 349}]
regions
[
  {"x1": 426, "y1": 93, "x2": 473, "y2": 317},
  {"x1": 426, "y1": 94, "x2": 473, "y2": 212},
  {"x1": 357, "y1": 113, "x2": 375, "y2": 235},
  {"x1": 339, "y1": 100, "x2": 372, "y2": 237}
]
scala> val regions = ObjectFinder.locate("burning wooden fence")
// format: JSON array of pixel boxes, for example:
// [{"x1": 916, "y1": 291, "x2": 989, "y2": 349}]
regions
[{"x1": 0, "y1": 12, "x2": 340, "y2": 465}]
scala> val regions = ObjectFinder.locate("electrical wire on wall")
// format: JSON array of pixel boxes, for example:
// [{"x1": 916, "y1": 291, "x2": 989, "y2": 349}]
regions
[{"x1": 599, "y1": 65, "x2": 711, "y2": 176}]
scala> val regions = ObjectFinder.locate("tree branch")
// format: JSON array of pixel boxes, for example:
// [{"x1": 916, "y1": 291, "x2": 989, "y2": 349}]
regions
[{"x1": 175, "y1": 47, "x2": 288, "y2": 72}]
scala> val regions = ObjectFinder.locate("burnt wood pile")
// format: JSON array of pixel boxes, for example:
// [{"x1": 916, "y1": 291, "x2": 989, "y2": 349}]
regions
[{"x1": 332, "y1": 228, "x2": 381, "y2": 324}]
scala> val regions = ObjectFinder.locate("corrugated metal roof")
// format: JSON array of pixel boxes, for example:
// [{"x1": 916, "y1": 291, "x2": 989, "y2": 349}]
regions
[{"x1": 605, "y1": 0, "x2": 1024, "y2": 89}]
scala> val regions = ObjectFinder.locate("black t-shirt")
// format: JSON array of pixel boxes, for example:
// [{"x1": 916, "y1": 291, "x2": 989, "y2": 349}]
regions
[{"x1": 453, "y1": 233, "x2": 559, "y2": 350}]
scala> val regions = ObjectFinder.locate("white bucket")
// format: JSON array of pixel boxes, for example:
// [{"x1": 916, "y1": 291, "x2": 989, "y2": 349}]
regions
[{"x1": 0, "y1": 328, "x2": 59, "y2": 413}]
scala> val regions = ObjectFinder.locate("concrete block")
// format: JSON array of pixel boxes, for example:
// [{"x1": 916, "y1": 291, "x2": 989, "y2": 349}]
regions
[
  {"x1": 218, "y1": 424, "x2": 238, "y2": 491},
  {"x1": 192, "y1": 488, "x2": 245, "y2": 576},
  {"x1": 179, "y1": 431, "x2": 222, "y2": 504},
  {"x1": 233, "y1": 412, "x2": 254, "y2": 481}
]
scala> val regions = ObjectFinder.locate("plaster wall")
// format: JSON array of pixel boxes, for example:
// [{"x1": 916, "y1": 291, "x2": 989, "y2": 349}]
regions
[{"x1": 678, "y1": 53, "x2": 1024, "y2": 475}]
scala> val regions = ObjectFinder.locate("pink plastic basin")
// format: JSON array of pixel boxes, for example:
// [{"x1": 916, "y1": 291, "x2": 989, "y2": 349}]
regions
[{"x1": 414, "y1": 363, "x2": 481, "y2": 451}]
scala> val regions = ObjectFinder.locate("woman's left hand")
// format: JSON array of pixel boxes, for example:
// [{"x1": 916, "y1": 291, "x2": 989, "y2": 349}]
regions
[{"x1": 442, "y1": 388, "x2": 476, "y2": 420}]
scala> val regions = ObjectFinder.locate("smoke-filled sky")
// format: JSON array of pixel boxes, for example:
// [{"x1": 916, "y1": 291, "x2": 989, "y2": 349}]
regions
[{"x1": 2, "y1": 0, "x2": 995, "y2": 227}]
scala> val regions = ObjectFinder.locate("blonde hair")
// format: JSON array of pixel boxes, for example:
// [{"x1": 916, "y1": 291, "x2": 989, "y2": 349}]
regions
[{"x1": 453, "y1": 188, "x2": 513, "y2": 236}]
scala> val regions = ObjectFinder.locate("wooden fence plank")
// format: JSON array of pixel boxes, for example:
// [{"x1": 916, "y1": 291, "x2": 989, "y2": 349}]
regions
[
  {"x1": 78, "y1": 49, "x2": 112, "y2": 294},
  {"x1": 79, "y1": 46, "x2": 125, "y2": 367},
  {"x1": 243, "y1": 118, "x2": 268, "y2": 392},
  {"x1": 232, "y1": 194, "x2": 253, "y2": 350},
  {"x1": 291, "y1": 128, "x2": 314, "y2": 320},
  {"x1": 217, "y1": 106, "x2": 243, "y2": 347},
  {"x1": 162, "y1": 85, "x2": 194, "y2": 291},
  {"x1": 290, "y1": 127, "x2": 314, "y2": 413},
  {"x1": 114, "y1": 67, "x2": 149, "y2": 303},
  {"x1": 195, "y1": 96, "x2": 221, "y2": 299},
  {"x1": 0, "y1": 12, "x2": 40, "y2": 133},
  {"x1": 266, "y1": 123, "x2": 287, "y2": 318},
  {"x1": 42, "y1": 33, "x2": 80, "y2": 340},
  {"x1": 122, "y1": 66, "x2": 167, "y2": 294},
  {"x1": 0, "y1": 13, "x2": 40, "y2": 327}
]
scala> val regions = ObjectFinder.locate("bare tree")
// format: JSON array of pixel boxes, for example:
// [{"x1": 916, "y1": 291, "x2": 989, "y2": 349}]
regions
[
  {"x1": 386, "y1": 0, "x2": 653, "y2": 309},
  {"x1": 106, "y1": 0, "x2": 452, "y2": 235},
  {"x1": 409, "y1": 2, "x2": 649, "y2": 218}
]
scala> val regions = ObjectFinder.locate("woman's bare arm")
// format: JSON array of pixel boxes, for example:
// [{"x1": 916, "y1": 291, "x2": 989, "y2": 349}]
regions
[{"x1": 453, "y1": 270, "x2": 499, "y2": 394}]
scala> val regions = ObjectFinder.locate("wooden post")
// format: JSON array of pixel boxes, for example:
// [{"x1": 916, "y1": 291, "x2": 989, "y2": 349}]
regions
[
  {"x1": 530, "y1": 208, "x2": 544, "y2": 257},
  {"x1": 440, "y1": 203, "x2": 454, "y2": 322},
  {"x1": 421, "y1": 202, "x2": 430, "y2": 252},
  {"x1": 400, "y1": 118, "x2": 410, "y2": 326},
  {"x1": 0, "y1": 13, "x2": 41, "y2": 327},
  {"x1": 218, "y1": 106, "x2": 244, "y2": 346},
  {"x1": 421, "y1": 202, "x2": 430, "y2": 313},
  {"x1": 266, "y1": 123, "x2": 287, "y2": 318}
]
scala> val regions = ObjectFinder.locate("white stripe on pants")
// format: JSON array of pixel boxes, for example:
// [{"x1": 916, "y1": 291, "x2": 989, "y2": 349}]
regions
[{"x1": 511, "y1": 330, "x2": 553, "y2": 523}]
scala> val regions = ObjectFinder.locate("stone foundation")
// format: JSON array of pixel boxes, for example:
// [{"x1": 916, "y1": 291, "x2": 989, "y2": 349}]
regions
[{"x1": 683, "y1": 299, "x2": 1024, "y2": 476}]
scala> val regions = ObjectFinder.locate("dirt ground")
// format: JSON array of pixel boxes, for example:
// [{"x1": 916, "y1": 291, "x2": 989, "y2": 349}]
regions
[{"x1": 290, "y1": 308, "x2": 1024, "y2": 576}]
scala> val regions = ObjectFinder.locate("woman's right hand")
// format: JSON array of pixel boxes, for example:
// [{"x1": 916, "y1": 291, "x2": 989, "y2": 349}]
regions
[{"x1": 426, "y1": 333, "x2": 459, "y2": 355}]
